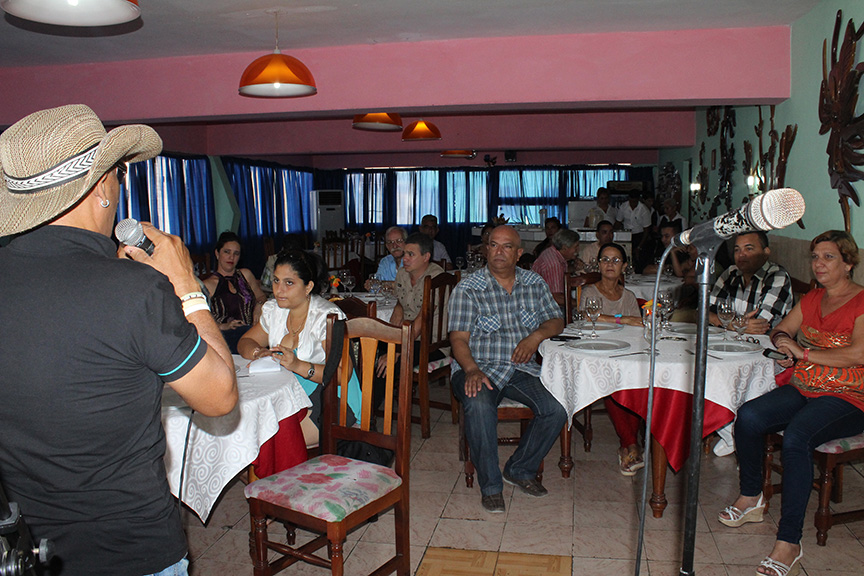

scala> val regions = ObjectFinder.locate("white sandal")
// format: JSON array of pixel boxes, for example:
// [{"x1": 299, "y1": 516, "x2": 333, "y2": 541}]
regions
[
  {"x1": 757, "y1": 543, "x2": 803, "y2": 576},
  {"x1": 718, "y1": 493, "x2": 765, "y2": 527}
]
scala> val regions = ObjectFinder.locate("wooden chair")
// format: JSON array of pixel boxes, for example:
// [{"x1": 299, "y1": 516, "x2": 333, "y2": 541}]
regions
[
  {"x1": 762, "y1": 431, "x2": 864, "y2": 545},
  {"x1": 412, "y1": 272, "x2": 459, "y2": 438},
  {"x1": 190, "y1": 252, "x2": 211, "y2": 279},
  {"x1": 333, "y1": 296, "x2": 377, "y2": 320},
  {"x1": 790, "y1": 277, "x2": 816, "y2": 304},
  {"x1": 245, "y1": 315, "x2": 414, "y2": 576},
  {"x1": 322, "y1": 239, "x2": 351, "y2": 275}
]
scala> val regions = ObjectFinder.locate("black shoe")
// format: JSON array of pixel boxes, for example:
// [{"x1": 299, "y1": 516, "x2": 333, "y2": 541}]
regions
[
  {"x1": 481, "y1": 493, "x2": 505, "y2": 513},
  {"x1": 502, "y1": 471, "x2": 548, "y2": 497}
]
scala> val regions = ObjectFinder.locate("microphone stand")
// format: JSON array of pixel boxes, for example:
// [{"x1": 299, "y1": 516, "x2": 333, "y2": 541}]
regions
[{"x1": 679, "y1": 241, "x2": 721, "y2": 576}]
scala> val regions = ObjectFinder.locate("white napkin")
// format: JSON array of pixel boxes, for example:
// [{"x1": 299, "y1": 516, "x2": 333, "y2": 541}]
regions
[{"x1": 248, "y1": 357, "x2": 283, "y2": 374}]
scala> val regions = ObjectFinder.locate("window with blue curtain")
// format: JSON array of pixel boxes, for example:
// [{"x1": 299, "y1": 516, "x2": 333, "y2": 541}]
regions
[
  {"x1": 345, "y1": 171, "x2": 386, "y2": 227},
  {"x1": 498, "y1": 168, "x2": 560, "y2": 225},
  {"x1": 445, "y1": 170, "x2": 488, "y2": 225},
  {"x1": 564, "y1": 167, "x2": 628, "y2": 198},
  {"x1": 117, "y1": 154, "x2": 216, "y2": 254},
  {"x1": 395, "y1": 169, "x2": 438, "y2": 226}
]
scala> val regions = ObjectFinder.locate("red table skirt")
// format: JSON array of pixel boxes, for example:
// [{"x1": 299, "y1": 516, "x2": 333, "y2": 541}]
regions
[
  {"x1": 251, "y1": 408, "x2": 309, "y2": 478},
  {"x1": 612, "y1": 389, "x2": 733, "y2": 471}
]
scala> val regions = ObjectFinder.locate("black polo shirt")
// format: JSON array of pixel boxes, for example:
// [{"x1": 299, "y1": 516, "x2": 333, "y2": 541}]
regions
[{"x1": 0, "y1": 225, "x2": 207, "y2": 576}]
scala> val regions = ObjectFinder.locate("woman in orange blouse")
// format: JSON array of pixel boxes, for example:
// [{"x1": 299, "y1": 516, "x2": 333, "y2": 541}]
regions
[{"x1": 718, "y1": 231, "x2": 864, "y2": 576}]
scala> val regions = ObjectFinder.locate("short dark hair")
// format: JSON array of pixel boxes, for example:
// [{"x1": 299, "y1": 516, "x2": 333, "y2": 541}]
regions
[
  {"x1": 545, "y1": 216, "x2": 561, "y2": 228},
  {"x1": 274, "y1": 249, "x2": 329, "y2": 295},
  {"x1": 596, "y1": 220, "x2": 614, "y2": 232},
  {"x1": 660, "y1": 221, "x2": 682, "y2": 234},
  {"x1": 737, "y1": 231, "x2": 769, "y2": 249},
  {"x1": 404, "y1": 232, "x2": 433, "y2": 256},
  {"x1": 599, "y1": 242, "x2": 627, "y2": 263}
]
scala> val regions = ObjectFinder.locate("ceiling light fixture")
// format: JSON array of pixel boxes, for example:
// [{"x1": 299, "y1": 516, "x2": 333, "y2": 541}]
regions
[
  {"x1": 0, "y1": 0, "x2": 140, "y2": 26},
  {"x1": 402, "y1": 120, "x2": 441, "y2": 141},
  {"x1": 239, "y1": 10, "x2": 316, "y2": 98},
  {"x1": 352, "y1": 113, "x2": 403, "y2": 132},
  {"x1": 440, "y1": 149, "x2": 476, "y2": 159}
]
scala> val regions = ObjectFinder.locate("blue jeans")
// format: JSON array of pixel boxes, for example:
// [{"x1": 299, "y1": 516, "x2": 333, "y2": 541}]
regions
[
  {"x1": 735, "y1": 385, "x2": 864, "y2": 544},
  {"x1": 145, "y1": 557, "x2": 189, "y2": 576},
  {"x1": 452, "y1": 369, "x2": 567, "y2": 496}
]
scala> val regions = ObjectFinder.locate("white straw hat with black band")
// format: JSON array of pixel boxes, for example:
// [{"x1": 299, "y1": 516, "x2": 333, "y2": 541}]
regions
[{"x1": 0, "y1": 104, "x2": 162, "y2": 236}]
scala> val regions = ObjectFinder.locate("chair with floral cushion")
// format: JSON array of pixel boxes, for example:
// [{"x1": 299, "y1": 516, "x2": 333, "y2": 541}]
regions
[
  {"x1": 762, "y1": 431, "x2": 864, "y2": 545},
  {"x1": 245, "y1": 314, "x2": 414, "y2": 576}
]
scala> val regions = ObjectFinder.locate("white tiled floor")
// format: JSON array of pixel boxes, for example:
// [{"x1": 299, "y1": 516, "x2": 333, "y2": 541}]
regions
[{"x1": 184, "y1": 394, "x2": 864, "y2": 575}]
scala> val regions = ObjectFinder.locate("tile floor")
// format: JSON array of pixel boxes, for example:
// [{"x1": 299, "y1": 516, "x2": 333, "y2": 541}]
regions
[{"x1": 183, "y1": 397, "x2": 864, "y2": 576}]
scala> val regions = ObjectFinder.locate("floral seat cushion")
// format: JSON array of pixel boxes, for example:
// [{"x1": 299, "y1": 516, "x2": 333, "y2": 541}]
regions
[
  {"x1": 412, "y1": 357, "x2": 451, "y2": 374},
  {"x1": 816, "y1": 432, "x2": 864, "y2": 454},
  {"x1": 244, "y1": 453, "x2": 401, "y2": 523}
]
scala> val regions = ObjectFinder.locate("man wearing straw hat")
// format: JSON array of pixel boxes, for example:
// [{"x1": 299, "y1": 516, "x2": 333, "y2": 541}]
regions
[{"x1": 0, "y1": 105, "x2": 237, "y2": 576}]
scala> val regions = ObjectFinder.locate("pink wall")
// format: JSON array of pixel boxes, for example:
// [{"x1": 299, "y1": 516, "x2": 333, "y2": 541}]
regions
[{"x1": 0, "y1": 26, "x2": 789, "y2": 164}]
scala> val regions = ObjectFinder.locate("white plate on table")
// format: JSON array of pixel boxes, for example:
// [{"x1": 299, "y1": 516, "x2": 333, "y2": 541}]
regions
[
  {"x1": 566, "y1": 339, "x2": 630, "y2": 353},
  {"x1": 668, "y1": 323, "x2": 724, "y2": 336},
  {"x1": 568, "y1": 322, "x2": 623, "y2": 333},
  {"x1": 707, "y1": 341, "x2": 762, "y2": 355}
]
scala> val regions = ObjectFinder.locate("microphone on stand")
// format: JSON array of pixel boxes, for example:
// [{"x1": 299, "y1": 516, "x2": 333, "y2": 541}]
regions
[
  {"x1": 673, "y1": 188, "x2": 805, "y2": 248},
  {"x1": 115, "y1": 218, "x2": 155, "y2": 256}
]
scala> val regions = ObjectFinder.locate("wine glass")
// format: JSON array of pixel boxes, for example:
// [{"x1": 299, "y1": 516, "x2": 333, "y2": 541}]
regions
[
  {"x1": 584, "y1": 297, "x2": 602, "y2": 339},
  {"x1": 570, "y1": 310, "x2": 585, "y2": 337},
  {"x1": 642, "y1": 310, "x2": 655, "y2": 348},
  {"x1": 717, "y1": 299, "x2": 735, "y2": 341},
  {"x1": 454, "y1": 256, "x2": 466, "y2": 271},
  {"x1": 368, "y1": 273, "x2": 381, "y2": 297},
  {"x1": 731, "y1": 313, "x2": 748, "y2": 341},
  {"x1": 658, "y1": 291, "x2": 675, "y2": 331},
  {"x1": 342, "y1": 275, "x2": 356, "y2": 295}
]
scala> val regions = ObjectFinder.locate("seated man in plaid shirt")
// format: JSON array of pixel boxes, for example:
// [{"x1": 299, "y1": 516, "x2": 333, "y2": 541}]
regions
[
  {"x1": 708, "y1": 231, "x2": 794, "y2": 334},
  {"x1": 707, "y1": 231, "x2": 794, "y2": 457},
  {"x1": 449, "y1": 226, "x2": 567, "y2": 513}
]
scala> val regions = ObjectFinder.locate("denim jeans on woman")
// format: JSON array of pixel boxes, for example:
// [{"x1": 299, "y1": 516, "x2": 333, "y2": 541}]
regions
[
  {"x1": 734, "y1": 385, "x2": 864, "y2": 544},
  {"x1": 452, "y1": 369, "x2": 567, "y2": 496}
]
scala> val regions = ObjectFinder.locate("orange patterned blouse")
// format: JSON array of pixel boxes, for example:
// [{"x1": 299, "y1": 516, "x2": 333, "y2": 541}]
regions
[{"x1": 790, "y1": 288, "x2": 864, "y2": 412}]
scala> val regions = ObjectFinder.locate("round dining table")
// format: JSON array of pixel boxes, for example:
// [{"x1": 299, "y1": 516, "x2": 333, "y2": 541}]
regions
[
  {"x1": 624, "y1": 273, "x2": 683, "y2": 302},
  {"x1": 539, "y1": 322, "x2": 777, "y2": 517}
]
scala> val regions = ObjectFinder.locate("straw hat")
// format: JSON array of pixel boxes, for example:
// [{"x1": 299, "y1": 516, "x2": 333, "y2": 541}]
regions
[{"x1": 0, "y1": 104, "x2": 162, "y2": 235}]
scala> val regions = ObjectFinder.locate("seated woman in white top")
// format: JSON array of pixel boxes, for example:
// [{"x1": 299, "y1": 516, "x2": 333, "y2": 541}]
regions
[
  {"x1": 580, "y1": 242, "x2": 646, "y2": 475},
  {"x1": 238, "y1": 250, "x2": 361, "y2": 446}
]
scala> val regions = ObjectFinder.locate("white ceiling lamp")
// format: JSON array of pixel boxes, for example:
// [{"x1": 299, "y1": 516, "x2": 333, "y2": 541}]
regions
[
  {"x1": 239, "y1": 10, "x2": 316, "y2": 98},
  {"x1": 0, "y1": 0, "x2": 140, "y2": 27}
]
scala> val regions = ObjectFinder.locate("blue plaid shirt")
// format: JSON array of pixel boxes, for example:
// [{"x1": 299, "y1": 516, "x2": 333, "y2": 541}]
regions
[
  {"x1": 709, "y1": 260, "x2": 794, "y2": 328},
  {"x1": 448, "y1": 266, "x2": 562, "y2": 387}
]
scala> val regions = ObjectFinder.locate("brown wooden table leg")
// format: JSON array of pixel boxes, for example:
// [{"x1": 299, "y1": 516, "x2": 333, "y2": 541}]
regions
[
  {"x1": 558, "y1": 425, "x2": 573, "y2": 478},
  {"x1": 650, "y1": 436, "x2": 668, "y2": 518}
]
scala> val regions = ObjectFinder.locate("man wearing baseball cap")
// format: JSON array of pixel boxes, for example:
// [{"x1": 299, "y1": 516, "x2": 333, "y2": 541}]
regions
[{"x1": 0, "y1": 104, "x2": 237, "y2": 575}]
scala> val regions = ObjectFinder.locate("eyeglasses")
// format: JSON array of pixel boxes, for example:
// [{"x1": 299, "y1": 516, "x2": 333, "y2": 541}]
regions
[
  {"x1": 385, "y1": 239, "x2": 405, "y2": 246},
  {"x1": 115, "y1": 163, "x2": 128, "y2": 183},
  {"x1": 599, "y1": 256, "x2": 623, "y2": 264}
]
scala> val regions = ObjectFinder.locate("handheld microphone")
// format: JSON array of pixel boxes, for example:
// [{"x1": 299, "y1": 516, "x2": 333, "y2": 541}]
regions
[
  {"x1": 673, "y1": 188, "x2": 805, "y2": 248},
  {"x1": 115, "y1": 218, "x2": 155, "y2": 256}
]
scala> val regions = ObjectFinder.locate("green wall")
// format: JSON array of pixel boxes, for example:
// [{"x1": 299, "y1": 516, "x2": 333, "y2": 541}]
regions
[{"x1": 659, "y1": 0, "x2": 864, "y2": 242}]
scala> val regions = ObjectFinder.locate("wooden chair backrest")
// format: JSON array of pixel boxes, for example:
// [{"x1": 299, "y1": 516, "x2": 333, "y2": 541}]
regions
[
  {"x1": 322, "y1": 240, "x2": 350, "y2": 272},
  {"x1": 190, "y1": 252, "x2": 211, "y2": 278},
  {"x1": 333, "y1": 296, "x2": 377, "y2": 320},
  {"x1": 790, "y1": 276, "x2": 816, "y2": 304},
  {"x1": 564, "y1": 272, "x2": 601, "y2": 323},
  {"x1": 421, "y1": 272, "x2": 458, "y2": 358},
  {"x1": 323, "y1": 315, "x2": 414, "y2": 476}
]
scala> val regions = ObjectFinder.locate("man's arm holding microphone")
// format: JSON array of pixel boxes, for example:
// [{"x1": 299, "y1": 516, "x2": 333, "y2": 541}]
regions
[{"x1": 120, "y1": 222, "x2": 238, "y2": 417}]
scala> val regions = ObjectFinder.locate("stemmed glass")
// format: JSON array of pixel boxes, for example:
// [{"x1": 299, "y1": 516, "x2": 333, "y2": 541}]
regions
[
  {"x1": 584, "y1": 297, "x2": 602, "y2": 339},
  {"x1": 658, "y1": 291, "x2": 675, "y2": 332},
  {"x1": 731, "y1": 313, "x2": 748, "y2": 341},
  {"x1": 454, "y1": 256, "x2": 466, "y2": 271},
  {"x1": 717, "y1": 299, "x2": 735, "y2": 341},
  {"x1": 368, "y1": 273, "x2": 382, "y2": 297},
  {"x1": 342, "y1": 274, "x2": 356, "y2": 295},
  {"x1": 570, "y1": 310, "x2": 585, "y2": 337}
]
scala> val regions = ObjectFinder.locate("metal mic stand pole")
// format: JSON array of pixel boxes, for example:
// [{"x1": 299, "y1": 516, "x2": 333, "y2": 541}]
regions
[{"x1": 680, "y1": 243, "x2": 719, "y2": 576}]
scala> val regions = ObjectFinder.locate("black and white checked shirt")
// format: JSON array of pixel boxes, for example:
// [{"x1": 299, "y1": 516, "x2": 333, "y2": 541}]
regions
[{"x1": 709, "y1": 260, "x2": 794, "y2": 329}]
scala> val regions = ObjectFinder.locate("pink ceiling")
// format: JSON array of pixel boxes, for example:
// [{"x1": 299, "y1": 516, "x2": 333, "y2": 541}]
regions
[{"x1": 0, "y1": 26, "x2": 790, "y2": 168}]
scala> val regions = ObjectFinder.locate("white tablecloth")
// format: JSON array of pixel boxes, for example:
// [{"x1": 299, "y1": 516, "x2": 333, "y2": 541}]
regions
[
  {"x1": 624, "y1": 274, "x2": 683, "y2": 302},
  {"x1": 539, "y1": 324, "x2": 776, "y2": 419},
  {"x1": 161, "y1": 355, "x2": 312, "y2": 522},
  {"x1": 353, "y1": 292, "x2": 396, "y2": 322}
]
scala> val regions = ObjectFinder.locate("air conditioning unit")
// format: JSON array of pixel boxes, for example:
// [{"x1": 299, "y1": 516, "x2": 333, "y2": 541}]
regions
[{"x1": 313, "y1": 189, "x2": 345, "y2": 241}]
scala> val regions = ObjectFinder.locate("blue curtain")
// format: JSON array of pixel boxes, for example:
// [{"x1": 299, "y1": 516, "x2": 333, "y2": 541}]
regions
[
  {"x1": 117, "y1": 154, "x2": 215, "y2": 254},
  {"x1": 498, "y1": 168, "x2": 561, "y2": 225},
  {"x1": 564, "y1": 167, "x2": 628, "y2": 198}
]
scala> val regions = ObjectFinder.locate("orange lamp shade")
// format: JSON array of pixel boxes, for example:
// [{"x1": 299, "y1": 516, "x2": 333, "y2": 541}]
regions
[
  {"x1": 352, "y1": 113, "x2": 403, "y2": 132},
  {"x1": 239, "y1": 50, "x2": 317, "y2": 98},
  {"x1": 402, "y1": 120, "x2": 442, "y2": 141},
  {"x1": 440, "y1": 150, "x2": 476, "y2": 159}
]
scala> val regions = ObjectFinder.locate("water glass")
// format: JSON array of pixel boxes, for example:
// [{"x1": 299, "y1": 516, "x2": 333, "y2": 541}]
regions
[
  {"x1": 454, "y1": 256, "x2": 466, "y2": 270},
  {"x1": 731, "y1": 313, "x2": 748, "y2": 341},
  {"x1": 717, "y1": 299, "x2": 734, "y2": 341},
  {"x1": 584, "y1": 297, "x2": 602, "y2": 339}
]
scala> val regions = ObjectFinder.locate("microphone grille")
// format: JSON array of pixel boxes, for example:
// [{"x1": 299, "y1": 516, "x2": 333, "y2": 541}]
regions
[
  {"x1": 748, "y1": 188, "x2": 805, "y2": 230},
  {"x1": 114, "y1": 218, "x2": 143, "y2": 244}
]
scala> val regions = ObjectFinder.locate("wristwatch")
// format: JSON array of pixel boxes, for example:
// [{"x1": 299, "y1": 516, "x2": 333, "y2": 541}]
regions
[{"x1": 307, "y1": 365, "x2": 316, "y2": 379}]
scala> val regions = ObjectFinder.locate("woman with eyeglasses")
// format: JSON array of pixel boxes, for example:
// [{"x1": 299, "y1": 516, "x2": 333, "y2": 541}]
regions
[{"x1": 580, "y1": 242, "x2": 646, "y2": 475}]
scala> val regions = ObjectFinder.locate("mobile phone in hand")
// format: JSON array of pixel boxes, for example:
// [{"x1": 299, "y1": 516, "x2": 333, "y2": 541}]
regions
[{"x1": 762, "y1": 348, "x2": 789, "y2": 361}]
